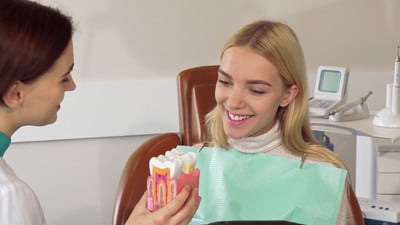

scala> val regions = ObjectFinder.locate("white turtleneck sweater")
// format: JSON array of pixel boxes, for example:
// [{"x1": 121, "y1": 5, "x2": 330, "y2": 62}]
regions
[
  {"x1": 228, "y1": 120, "x2": 288, "y2": 155},
  {"x1": 227, "y1": 122, "x2": 352, "y2": 225}
]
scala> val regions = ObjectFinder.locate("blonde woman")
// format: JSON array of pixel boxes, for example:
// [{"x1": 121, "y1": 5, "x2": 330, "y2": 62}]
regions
[{"x1": 202, "y1": 20, "x2": 362, "y2": 225}]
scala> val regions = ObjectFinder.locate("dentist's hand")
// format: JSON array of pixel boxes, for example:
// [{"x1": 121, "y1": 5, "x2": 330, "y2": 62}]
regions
[{"x1": 125, "y1": 185, "x2": 201, "y2": 225}]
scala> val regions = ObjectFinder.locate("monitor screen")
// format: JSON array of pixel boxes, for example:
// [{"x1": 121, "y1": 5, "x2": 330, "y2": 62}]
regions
[{"x1": 318, "y1": 70, "x2": 341, "y2": 93}]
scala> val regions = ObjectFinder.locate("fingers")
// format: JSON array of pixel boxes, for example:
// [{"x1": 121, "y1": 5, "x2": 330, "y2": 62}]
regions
[
  {"x1": 135, "y1": 191, "x2": 149, "y2": 212},
  {"x1": 159, "y1": 185, "x2": 200, "y2": 225},
  {"x1": 126, "y1": 187, "x2": 200, "y2": 225},
  {"x1": 162, "y1": 185, "x2": 192, "y2": 216},
  {"x1": 128, "y1": 191, "x2": 149, "y2": 216},
  {"x1": 124, "y1": 192, "x2": 150, "y2": 225},
  {"x1": 174, "y1": 187, "x2": 201, "y2": 225}
]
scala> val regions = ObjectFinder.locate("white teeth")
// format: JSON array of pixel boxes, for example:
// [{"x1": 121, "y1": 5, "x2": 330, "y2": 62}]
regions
[
  {"x1": 165, "y1": 148, "x2": 182, "y2": 159},
  {"x1": 149, "y1": 149, "x2": 197, "y2": 177},
  {"x1": 181, "y1": 152, "x2": 197, "y2": 174},
  {"x1": 149, "y1": 156, "x2": 182, "y2": 178},
  {"x1": 228, "y1": 112, "x2": 251, "y2": 121}
]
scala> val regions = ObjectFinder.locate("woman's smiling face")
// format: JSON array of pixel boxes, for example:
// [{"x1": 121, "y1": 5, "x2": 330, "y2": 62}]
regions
[
  {"x1": 216, "y1": 46, "x2": 294, "y2": 139},
  {"x1": 19, "y1": 40, "x2": 76, "y2": 127}
]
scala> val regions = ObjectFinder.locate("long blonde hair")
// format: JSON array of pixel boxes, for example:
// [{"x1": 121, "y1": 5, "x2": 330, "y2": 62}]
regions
[{"x1": 205, "y1": 20, "x2": 346, "y2": 169}]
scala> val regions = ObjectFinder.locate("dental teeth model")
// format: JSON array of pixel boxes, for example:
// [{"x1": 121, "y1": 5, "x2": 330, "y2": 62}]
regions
[{"x1": 146, "y1": 148, "x2": 200, "y2": 211}]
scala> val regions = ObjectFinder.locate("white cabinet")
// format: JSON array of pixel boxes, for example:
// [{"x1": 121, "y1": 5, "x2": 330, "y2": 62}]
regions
[
  {"x1": 310, "y1": 115, "x2": 400, "y2": 199},
  {"x1": 377, "y1": 144, "x2": 400, "y2": 201}
]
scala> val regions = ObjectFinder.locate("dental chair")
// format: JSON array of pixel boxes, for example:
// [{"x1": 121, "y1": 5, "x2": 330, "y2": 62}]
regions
[{"x1": 111, "y1": 65, "x2": 364, "y2": 225}]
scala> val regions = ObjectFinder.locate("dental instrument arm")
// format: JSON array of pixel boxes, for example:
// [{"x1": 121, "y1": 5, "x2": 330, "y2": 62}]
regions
[
  {"x1": 329, "y1": 90, "x2": 373, "y2": 116},
  {"x1": 391, "y1": 45, "x2": 400, "y2": 114}
]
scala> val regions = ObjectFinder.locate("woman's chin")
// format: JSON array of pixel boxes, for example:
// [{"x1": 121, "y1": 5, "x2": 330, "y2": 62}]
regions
[
  {"x1": 224, "y1": 129, "x2": 247, "y2": 139},
  {"x1": 34, "y1": 116, "x2": 58, "y2": 127},
  {"x1": 47, "y1": 117, "x2": 58, "y2": 125}
]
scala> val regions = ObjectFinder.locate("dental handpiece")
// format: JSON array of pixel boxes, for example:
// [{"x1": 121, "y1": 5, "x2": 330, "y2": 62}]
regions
[{"x1": 391, "y1": 45, "x2": 400, "y2": 114}]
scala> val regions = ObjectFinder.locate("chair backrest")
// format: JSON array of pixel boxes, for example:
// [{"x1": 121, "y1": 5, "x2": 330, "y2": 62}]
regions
[
  {"x1": 178, "y1": 65, "x2": 219, "y2": 145},
  {"x1": 111, "y1": 65, "x2": 219, "y2": 225},
  {"x1": 348, "y1": 186, "x2": 365, "y2": 224}
]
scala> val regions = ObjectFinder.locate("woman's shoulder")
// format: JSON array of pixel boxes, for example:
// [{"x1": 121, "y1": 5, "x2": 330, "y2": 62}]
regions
[
  {"x1": 275, "y1": 146, "x2": 340, "y2": 168},
  {"x1": 0, "y1": 159, "x2": 45, "y2": 224},
  {"x1": 0, "y1": 159, "x2": 37, "y2": 196},
  {"x1": 192, "y1": 142, "x2": 206, "y2": 149}
]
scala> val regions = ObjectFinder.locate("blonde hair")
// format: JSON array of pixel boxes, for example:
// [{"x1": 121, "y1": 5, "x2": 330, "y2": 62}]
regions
[{"x1": 205, "y1": 20, "x2": 346, "y2": 169}]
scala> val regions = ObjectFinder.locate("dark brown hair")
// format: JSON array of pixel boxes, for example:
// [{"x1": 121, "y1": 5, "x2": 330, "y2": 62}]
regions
[{"x1": 0, "y1": 0, "x2": 73, "y2": 105}]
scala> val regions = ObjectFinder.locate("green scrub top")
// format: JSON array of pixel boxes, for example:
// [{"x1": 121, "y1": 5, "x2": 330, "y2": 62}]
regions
[{"x1": 0, "y1": 132, "x2": 11, "y2": 157}]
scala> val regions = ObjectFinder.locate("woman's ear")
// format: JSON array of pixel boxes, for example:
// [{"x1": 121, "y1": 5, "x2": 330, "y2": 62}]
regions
[
  {"x1": 280, "y1": 84, "x2": 299, "y2": 107},
  {"x1": 2, "y1": 81, "x2": 24, "y2": 108}
]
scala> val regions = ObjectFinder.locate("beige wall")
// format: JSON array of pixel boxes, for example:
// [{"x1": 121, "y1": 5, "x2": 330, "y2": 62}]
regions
[
  {"x1": 7, "y1": 0, "x2": 400, "y2": 224},
  {"x1": 41, "y1": 0, "x2": 400, "y2": 81}
]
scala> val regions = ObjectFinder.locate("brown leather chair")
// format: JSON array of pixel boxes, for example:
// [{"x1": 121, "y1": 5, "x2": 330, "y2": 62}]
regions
[
  {"x1": 349, "y1": 186, "x2": 366, "y2": 225},
  {"x1": 178, "y1": 65, "x2": 219, "y2": 146},
  {"x1": 111, "y1": 65, "x2": 365, "y2": 225},
  {"x1": 111, "y1": 65, "x2": 219, "y2": 225}
]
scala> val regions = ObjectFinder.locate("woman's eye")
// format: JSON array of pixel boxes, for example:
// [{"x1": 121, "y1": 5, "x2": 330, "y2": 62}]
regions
[
  {"x1": 218, "y1": 78, "x2": 230, "y2": 86},
  {"x1": 250, "y1": 89, "x2": 265, "y2": 95},
  {"x1": 62, "y1": 74, "x2": 71, "y2": 83}
]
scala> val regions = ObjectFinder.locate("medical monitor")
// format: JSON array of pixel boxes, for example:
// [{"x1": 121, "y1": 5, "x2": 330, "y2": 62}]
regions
[{"x1": 309, "y1": 65, "x2": 349, "y2": 117}]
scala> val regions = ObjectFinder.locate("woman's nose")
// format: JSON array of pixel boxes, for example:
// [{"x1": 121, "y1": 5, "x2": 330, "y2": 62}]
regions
[
  {"x1": 66, "y1": 75, "x2": 76, "y2": 91},
  {"x1": 227, "y1": 88, "x2": 244, "y2": 109}
]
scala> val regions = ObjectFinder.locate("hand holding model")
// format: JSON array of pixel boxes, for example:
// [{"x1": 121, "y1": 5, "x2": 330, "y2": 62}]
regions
[{"x1": 125, "y1": 186, "x2": 201, "y2": 225}]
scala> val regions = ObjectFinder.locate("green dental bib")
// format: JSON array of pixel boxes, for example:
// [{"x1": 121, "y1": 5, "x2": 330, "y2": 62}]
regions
[{"x1": 177, "y1": 146, "x2": 347, "y2": 225}]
